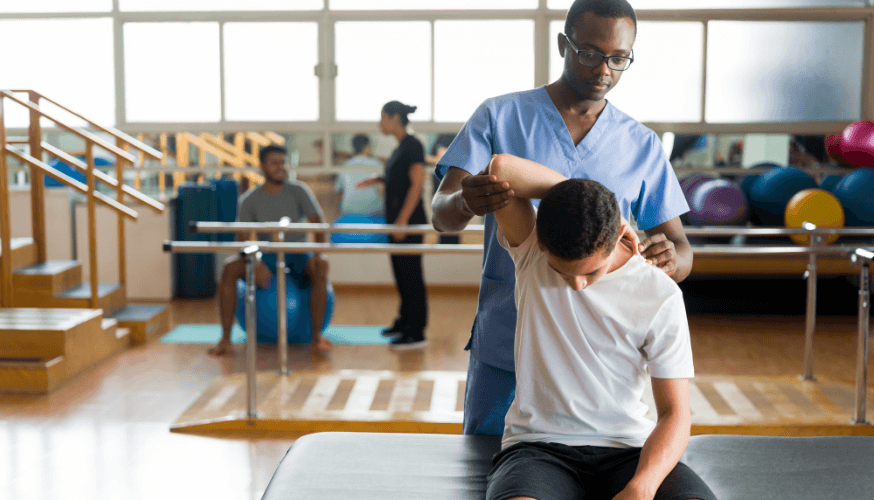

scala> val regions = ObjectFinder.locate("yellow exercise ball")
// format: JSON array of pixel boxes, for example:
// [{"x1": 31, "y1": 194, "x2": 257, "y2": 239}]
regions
[{"x1": 784, "y1": 188, "x2": 845, "y2": 245}]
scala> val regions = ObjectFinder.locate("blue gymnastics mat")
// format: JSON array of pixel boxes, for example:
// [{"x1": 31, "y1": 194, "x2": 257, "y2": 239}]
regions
[{"x1": 160, "y1": 324, "x2": 389, "y2": 345}]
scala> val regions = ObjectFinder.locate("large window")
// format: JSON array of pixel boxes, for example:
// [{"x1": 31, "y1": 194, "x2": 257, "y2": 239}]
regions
[
  {"x1": 0, "y1": 18, "x2": 115, "y2": 127},
  {"x1": 434, "y1": 20, "x2": 535, "y2": 122},
  {"x1": 223, "y1": 23, "x2": 319, "y2": 122},
  {"x1": 705, "y1": 21, "x2": 864, "y2": 123},
  {"x1": 118, "y1": 0, "x2": 322, "y2": 11},
  {"x1": 124, "y1": 23, "x2": 221, "y2": 123},
  {"x1": 335, "y1": 22, "x2": 432, "y2": 121}
]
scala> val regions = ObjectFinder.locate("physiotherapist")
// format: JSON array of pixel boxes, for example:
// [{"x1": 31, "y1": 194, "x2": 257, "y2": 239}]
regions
[{"x1": 431, "y1": 0, "x2": 693, "y2": 436}]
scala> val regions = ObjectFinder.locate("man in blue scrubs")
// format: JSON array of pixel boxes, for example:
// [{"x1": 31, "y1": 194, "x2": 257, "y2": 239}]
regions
[{"x1": 431, "y1": 0, "x2": 693, "y2": 436}]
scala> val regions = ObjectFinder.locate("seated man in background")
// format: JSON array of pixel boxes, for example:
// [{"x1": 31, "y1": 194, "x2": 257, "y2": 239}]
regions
[
  {"x1": 209, "y1": 145, "x2": 332, "y2": 357},
  {"x1": 335, "y1": 134, "x2": 385, "y2": 218},
  {"x1": 484, "y1": 153, "x2": 715, "y2": 500}
]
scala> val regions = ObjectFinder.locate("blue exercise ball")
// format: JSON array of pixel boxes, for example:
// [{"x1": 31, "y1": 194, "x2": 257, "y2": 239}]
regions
[
  {"x1": 748, "y1": 166, "x2": 818, "y2": 226},
  {"x1": 819, "y1": 174, "x2": 844, "y2": 194},
  {"x1": 832, "y1": 168, "x2": 874, "y2": 227},
  {"x1": 235, "y1": 276, "x2": 335, "y2": 344},
  {"x1": 739, "y1": 174, "x2": 760, "y2": 199},
  {"x1": 331, "y1": 214, "x2": 390, "y2": 244}
]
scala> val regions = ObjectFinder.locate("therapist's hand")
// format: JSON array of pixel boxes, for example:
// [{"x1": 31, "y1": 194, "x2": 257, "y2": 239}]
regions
[
  {"x1": 460, "y1": 171, "x2": 513, "y2": 216},
  {"x1": 640, "y1": 233, "x2": 678, "y2": 276}
]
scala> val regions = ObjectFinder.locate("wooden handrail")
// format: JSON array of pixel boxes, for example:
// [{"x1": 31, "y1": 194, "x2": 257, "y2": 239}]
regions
[
  {"x1": 0, "y1": 91, "x2": 137, "y2": 164},
  {"x1": 5, "y1": 145, "x2": 138, "y2": 219},
  {"x1": 41, "y1": 142, "x2": 165, "y2": 213},
  {"x1": 177, "y1": 132, "x2": 245, "y2": 167},
  {"x1": 199, "y1": 133, "x2": 259, "y2": 165},
  {"x1": 10, "y1": 90, "x2": 163, "y2": 162}
]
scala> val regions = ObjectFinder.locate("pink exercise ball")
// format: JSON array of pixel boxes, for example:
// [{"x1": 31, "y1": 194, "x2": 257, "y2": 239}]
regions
[{"x1": 840, "y1": 121, "x2": 874, "y2": 167}]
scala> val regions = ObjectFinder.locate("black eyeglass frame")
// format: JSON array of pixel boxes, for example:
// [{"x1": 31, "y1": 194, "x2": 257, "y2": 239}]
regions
[{"x1": 561, "y1": 33, "x2": 634, "y2": 72}]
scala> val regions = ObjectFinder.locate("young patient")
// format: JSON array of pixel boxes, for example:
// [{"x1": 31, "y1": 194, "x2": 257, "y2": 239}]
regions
[{"x1": 484, "y1": 154, "x2": 716, "y2": 500}]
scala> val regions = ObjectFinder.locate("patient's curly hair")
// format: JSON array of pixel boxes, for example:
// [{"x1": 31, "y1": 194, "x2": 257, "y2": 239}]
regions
[{"x1": 536, "y1": 178, "x2": 620, "y2": 260}]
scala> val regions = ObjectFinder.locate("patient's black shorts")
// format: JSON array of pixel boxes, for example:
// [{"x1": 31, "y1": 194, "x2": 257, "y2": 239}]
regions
[{"x1": 486, "y1": 441, "x2": 718, "y2": 500}]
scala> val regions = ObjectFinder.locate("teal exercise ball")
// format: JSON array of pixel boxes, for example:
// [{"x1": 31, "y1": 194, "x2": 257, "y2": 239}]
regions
[
  {"x1": 748, "y1": 166, "x2": 818, "y2": 226},
  {"x1": 831, "y1": 168, "x2": 874, "y2": 227},
  {"x1": 235, "y1": 276, "x2": 335, "y2": 344}
]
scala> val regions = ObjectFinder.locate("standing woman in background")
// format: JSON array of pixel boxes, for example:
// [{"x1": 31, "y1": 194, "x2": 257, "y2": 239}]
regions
[{"x1": 357, "y1": 101, "x2": 429, "y2": 349}]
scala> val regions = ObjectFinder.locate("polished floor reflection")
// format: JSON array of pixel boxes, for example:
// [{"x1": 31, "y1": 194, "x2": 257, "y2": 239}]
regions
[{"x1": 1, "y1": 286, "x2": 872, "y2": 500}]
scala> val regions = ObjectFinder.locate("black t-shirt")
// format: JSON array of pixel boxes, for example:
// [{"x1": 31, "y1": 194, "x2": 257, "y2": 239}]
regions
[{"x1": 384, "y1": 135, "x2": 427, "y2": 224}]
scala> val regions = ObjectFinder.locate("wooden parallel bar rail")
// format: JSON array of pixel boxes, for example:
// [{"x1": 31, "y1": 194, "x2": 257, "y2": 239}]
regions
[
  {"x1": 5, "y1": 146, "x2": 138, "y2": 219},
  {"x1": 85, "y1": 143, "x2": 99, "y2": 308},
  {"x1": 0, "y1": 91, "x2": 137, "y2": 164},
  {"x1": 27, "y1": 90, "x2": 47, "y2": 263},
  {"x1": 11, "y1": 90, "x2": 163, "y2": 161},
  {"x1": 41, "y1": 142, "x2": 165, "y2": 212}
]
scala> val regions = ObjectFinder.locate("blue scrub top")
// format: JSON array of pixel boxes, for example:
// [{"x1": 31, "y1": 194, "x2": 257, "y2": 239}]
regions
[{"x1": 437, "y1": 86, "x2": 688, "y2": 373}]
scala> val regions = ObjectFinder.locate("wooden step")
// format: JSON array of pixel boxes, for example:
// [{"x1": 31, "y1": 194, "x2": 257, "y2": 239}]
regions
[
  {"x1": 0, "y1": 308, "x2": 132, "y2": 393},
  {"x1": 12, "y1": 260, "x2": 82, "y2": 296},
  {"x1": 0, "y1": 356, "x2": 67, "y2": 393},
  {"x1": 12, "y1": 282, "x2": 127, "y2": 312},
  {"x1": 0, "y1": 308, "x2": 103, "y2": 358},
  {"x1": 107, "y1": 304, "x2": 170, "y2": 344},
  {"x1": 0, "y1": 237, "x2": 37, "y2": 271}
]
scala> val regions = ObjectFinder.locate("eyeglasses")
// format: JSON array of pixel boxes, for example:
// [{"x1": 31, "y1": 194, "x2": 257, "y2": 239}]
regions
[{"x1": 562, "y1": 33, "x2": 634, "y2": 72}]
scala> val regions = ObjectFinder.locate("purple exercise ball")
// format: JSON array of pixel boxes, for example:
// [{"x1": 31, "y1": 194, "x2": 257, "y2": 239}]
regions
[{"x1": 688, "y1": 179, "x2": 749, "y2": 226}]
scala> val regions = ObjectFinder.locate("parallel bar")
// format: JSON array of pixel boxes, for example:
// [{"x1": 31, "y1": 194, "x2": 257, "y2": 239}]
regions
[
  {"x1": 190, "y1": 221, "x2": 874, "y2": 237},
  {"x1": 162, "y1": 240, "x2": 872, "y2": 256},
  {"x1": 116, "y1": 138, "x2": 127, "y2": 288}
]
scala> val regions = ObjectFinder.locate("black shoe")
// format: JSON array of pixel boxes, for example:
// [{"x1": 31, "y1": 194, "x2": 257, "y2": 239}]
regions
[
  {"x1": 381, "y1": 319, "x2": 406, "y2": 337},
  {"x1": 389, "y1": 330, "x2": 428, "y2": 350}
]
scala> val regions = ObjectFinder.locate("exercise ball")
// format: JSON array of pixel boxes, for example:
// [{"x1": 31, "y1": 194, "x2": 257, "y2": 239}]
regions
[
  {"x1": 840, "y1": 121, "x2": 874, "y2": 167},
  {"x1": 826, "y1": 134, "x2": 852, "y2": 166},
  {"x1": 740, "y1": 174, "x2": 760, "y2": 199},
  {"x1": 331, "y1": 214, "x2": 389, "y2": 244},
  {"x1": 235, "y1": 276, "x2": 335, "y2": 344},
  {"x1": 747, "y1": 167, "x2": 818, "y2": 226},
  {"x1": 784, "y1": 188, "x2": 844, "y2": 245},
  {"x1": 819, "y1": 174, "x2": 844, "y2": 193},
  {"x1": 687, "y1": 179, "x2": 749, "y2": 226},
  {"x1": 680, "y1": 174, "x2": 716, "y2": 199},
  {"x1": 831, "y1": 168, "x2": 874, "y2": 227}
]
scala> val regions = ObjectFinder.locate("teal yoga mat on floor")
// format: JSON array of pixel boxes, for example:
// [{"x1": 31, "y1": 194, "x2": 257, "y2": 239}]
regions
[{"x1": 160, "y1": 324, "x2": 389, "y2": 345}]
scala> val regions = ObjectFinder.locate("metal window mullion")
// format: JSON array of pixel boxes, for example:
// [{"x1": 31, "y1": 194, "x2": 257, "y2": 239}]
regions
[
  {"x1": 113, "y1": 0, "x2": 126, "y2": 130},
  {"x1": 321, "y1": 3, "x2": 333, "y2": 171},
  {"x1": 862, "y1": 13, "x2": 874, "y2": 120},
  {"x1": 534, "y1": 3, "x2": 549, "y2": 88},
  {"x1": 219, "y1": 21, "x2": 226, "y2": 124},
  {"x1": 431, "y1": 20, "x2": 436, "y2": 122},
  {"x1": 700, "y1": 20, "x2": 708, "y2": 125}
]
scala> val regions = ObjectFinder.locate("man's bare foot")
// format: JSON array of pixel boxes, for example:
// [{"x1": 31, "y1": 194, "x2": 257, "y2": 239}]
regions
[
  {"x1": 314, "y1": 336, "x2": 333, "y2": 352},
  {"x1": 208, "y1": 339, "x2": 234, "y2": 356}
]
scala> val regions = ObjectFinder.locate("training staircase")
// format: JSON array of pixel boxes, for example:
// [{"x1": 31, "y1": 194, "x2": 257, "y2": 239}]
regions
[{"x1": 0, "y1": 90, "x2": 170, "y2": 393}]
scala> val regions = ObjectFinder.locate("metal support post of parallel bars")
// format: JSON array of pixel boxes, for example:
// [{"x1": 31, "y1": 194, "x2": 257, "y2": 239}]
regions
[
  {"x1": 851, "y1": 248, "x2": 872, "y2": 425},
  {"x1": 276, "y1": 217, "x2": 290, "y2": 376},
  {"x1": 242, "y1": 245, "x2": 261, "y2": 419},
  {"x1": 801, "y1": 223, "x2": 821, "y2": 381}
]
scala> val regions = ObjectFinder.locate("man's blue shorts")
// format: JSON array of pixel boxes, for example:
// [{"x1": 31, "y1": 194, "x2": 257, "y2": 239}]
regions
[{"x1": 261, "y1": 252, "x2": 312, "y2": 288}]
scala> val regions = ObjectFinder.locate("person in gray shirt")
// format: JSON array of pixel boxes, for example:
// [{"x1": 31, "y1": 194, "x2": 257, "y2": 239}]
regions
[{"x1": 209, "y1": 145, "x2": 332, "y2": 357}]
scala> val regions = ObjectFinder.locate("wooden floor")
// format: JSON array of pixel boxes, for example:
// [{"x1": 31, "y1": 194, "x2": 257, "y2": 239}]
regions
[{"x1": 1, "y1": 286, "x2": 873, "y2": 500}]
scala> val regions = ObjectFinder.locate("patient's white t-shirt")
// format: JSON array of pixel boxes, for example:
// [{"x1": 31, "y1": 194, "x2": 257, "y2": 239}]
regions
[{"x1": 498, "y1": 224, "x2": 694, "y2": 450}]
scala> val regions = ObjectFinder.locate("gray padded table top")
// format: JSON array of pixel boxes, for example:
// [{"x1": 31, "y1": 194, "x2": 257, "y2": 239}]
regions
[{"x1": 262, "y1": 432, "x2": 874, "y2": 500}]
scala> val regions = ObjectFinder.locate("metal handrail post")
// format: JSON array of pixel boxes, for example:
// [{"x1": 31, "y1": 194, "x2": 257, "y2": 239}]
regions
[
  {"x1": 850, "y1": 248, "x2": 872, "y2": 425},
  {"x1": 242, "y1": 244, "x2": 261, "y2": 419},
  {"x1": 276, "y1": 217, "x2": 290, "y2": 376},
  {"x1": 801, "y1": 223, "x2": 820, "y2": 381}
]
